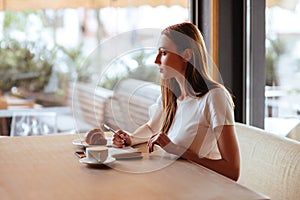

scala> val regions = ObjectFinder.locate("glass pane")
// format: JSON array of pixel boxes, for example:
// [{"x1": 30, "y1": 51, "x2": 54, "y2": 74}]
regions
[
  {"x1": 0, "y1": 2, "x2": 190, "y2": 134},
  {"x1": 265, "y1": 0, "x2": 300, "y2": 140}
]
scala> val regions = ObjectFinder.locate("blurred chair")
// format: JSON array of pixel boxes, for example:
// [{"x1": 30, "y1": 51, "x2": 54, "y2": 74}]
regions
[
  {"x1": 10, "y1": 112, "x2": 57, "y2": 136},
  {"x1": 0, "y1": 93, "x2": 9, "y2": 136},
  {"x1": 1, "y1": 92, "x2": 36, "y2": 136}
]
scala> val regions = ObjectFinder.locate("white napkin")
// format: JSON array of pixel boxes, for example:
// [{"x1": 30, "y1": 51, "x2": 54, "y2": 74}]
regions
[{"x1": 108, "y1": 146, "x2": 139, "y2": 156}]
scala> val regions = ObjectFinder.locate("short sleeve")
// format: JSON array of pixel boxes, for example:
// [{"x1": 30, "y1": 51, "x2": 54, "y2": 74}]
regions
[{"x1": 206, "y1": 88, "x2": 235, "y2": 130}]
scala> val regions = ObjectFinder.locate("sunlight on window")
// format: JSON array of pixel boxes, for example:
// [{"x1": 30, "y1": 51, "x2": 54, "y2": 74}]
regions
[
  {"x1": 265, "y1": 0, "x2": 300, "y2": 140},
  {"x1": 0, "y1": 2, "x2": 189, "y2": 135}
]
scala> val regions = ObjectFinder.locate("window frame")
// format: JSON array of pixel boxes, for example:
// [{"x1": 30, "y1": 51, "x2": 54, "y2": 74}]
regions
[{"x1": 192, "y1": 0, "x2": 266, "y2": 128}]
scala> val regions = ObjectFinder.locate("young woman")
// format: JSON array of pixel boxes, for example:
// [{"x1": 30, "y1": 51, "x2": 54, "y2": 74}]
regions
[{"x1": 112, "y1": 22, "x2": 240, "y2": 181}]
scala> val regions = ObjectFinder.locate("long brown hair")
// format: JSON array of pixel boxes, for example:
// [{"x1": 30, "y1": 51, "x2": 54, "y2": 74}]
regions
[{"x1": 160, "y1": 22, "x2": 231, "y2": 133}]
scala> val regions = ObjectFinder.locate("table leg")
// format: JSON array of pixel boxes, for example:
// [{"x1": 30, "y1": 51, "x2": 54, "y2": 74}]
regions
[{"x1": 1, "y1": 118, "x2": 8, "y2": 136}]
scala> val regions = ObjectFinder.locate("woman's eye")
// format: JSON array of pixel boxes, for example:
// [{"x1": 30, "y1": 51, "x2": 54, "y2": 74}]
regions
[{"x1": 161, "y1": 50, "x2": 167, "y2": 56}]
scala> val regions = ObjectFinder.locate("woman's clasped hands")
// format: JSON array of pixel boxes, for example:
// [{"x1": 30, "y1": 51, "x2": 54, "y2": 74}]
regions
[
  {"x1": 112, "y1": 129, "x2": 176, "y2": 154},
  {"x1": 112, "y1": 130, "x2": 132, "y2": 148},
  {"x1": 147, "y1": 132, "x2": 176, "y2": 153}
]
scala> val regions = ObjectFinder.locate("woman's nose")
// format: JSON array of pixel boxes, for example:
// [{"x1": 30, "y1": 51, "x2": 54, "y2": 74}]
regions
[{"x1": 154, "y1": 53, "x2": 161, "y2": 65}]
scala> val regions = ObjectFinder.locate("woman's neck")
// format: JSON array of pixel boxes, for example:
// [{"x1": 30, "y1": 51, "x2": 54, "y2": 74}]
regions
[{"x1": 176, "y1": 76, "x2": 188, "y2": 100}]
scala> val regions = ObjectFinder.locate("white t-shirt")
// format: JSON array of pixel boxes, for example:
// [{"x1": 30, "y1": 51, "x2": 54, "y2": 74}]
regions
[{"x1": 148, "y1": 87, "x2": 235, "y2": 160}]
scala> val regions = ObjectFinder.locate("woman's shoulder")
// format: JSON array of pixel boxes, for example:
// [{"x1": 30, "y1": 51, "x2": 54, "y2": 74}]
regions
[
  {"x1": 206, "y1": 86, "x2": 234, "y2": 107},
  {"x1": 209, "y1": 86, "x2": 228, "y2": 93},
  {"x1": 207, "y1": 86, "x2": 232, "y2": 97},
  {"x1": 203, "y1": 86, "x2": 227, "y2": 98}
]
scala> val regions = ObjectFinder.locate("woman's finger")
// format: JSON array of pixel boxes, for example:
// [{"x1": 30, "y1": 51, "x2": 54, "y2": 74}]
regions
[
  {"x1": 117, "y1": 131, "x2": 132, "y2": 146},
  {"x1": 147, "y1": 133, "x2": 158, "y2": 146},
  {"x1": 148, "y1": 140, "x2": 155, "y2": 153},
  {"x1": 112, "y1": 134, "x2": 125, "y2": 147},
  {"x1": 148, "y1": 134, "x2": 160, "y2": 153},
  {"x1": 147, "y1": 134, "x2": 154, "y2": 147}
]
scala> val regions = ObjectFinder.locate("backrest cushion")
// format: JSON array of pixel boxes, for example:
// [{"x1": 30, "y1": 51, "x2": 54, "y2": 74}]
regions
[{"x1": 236, "y1": 122, "x2": 300, "y2": 200}]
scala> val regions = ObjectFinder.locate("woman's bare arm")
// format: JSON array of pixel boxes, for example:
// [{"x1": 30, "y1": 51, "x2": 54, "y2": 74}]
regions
[
  {"x1": 148, "y1": 125, "x2": 240, "y2": 181},
  {"x1": 174, "y1": 125, "x2": 240, "y2": 181}
]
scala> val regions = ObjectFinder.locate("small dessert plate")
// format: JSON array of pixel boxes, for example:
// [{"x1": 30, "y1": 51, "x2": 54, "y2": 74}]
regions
[
  {"x1": 79, "y1": 156, "x2": 116, "y2": 166},
  {"x1": 72, "y1": 138, "x2": 112, "y2": 147},
  {"x1": 72, "y1": 138, "x2": 90, "y2": 147}
]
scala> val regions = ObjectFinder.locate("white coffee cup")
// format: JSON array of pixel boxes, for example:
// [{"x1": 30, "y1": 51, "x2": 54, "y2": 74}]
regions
[{"x1": 86, "y1": 146, "x2": 108, "y2": 163}]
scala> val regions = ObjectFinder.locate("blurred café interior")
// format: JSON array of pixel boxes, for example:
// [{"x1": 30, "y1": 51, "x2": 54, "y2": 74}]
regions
[
  {"x1": 0, "y1": 0, "x2": 300, "y2": 139},
  {"x1": 0, "y1": 0, "x2": 300, "y2": 200}
]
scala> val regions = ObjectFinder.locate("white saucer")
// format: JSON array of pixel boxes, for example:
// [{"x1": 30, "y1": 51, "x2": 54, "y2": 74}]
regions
[
  {"x1": 72, "y1": 138, "x2": 89, "y2": 147},
  {"x1": 79, "y1": 156, "x2": 116, "y2": 166}
]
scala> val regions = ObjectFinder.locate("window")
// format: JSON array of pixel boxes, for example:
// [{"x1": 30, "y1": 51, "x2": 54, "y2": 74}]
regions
[
  {"x1": 265, "y1": 0, "x2": 300, "y2": 140},
  {"x1": 0, "y1": 1, "x2": 190, "y2": 134},
  {"x1": 0, "y1": 1, "x2": 189, "y2": 103},
  {"x1": 201, "y1": 0, "x2": 300, "y2": 141}
]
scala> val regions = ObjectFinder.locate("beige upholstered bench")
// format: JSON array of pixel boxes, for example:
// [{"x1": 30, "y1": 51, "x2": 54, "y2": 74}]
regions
[
  {"x1": 103, "y1": 78, "x2": 160, "y2": 132},
  {"x1": 236, "y1": 122, "x2": 300, "y2": 200},
  {"x1": 75, "y1": 80, "x2": 300, "y2": 200}
]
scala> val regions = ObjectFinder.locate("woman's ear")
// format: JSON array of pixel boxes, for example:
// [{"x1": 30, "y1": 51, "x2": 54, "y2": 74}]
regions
[{"x1": 181, "y1": 48, "x2": 192, "y2": 62}]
